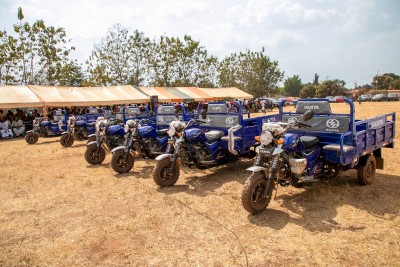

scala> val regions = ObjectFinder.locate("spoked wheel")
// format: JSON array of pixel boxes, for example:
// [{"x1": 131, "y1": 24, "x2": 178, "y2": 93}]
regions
[
  {"x1": 111, "y1": 149, "x2": 134, "y2": 174},
  {"x1": 241, "y1": 172, "x2": 274, "y2": 215},
  {"x1": 25, "y1": 132, "x2": 39, "y2": 144},
  {"x1": 85, "y1": 144, "x2": 106, "y2": 165},
  {"x1": 357, "y1": 154, "x2": 376, "y2": 185},
  {"x1": 60, "y1": 134, "x2": 74, "y2": 147},
  {"x1": 152, "y1": 158, "x2": 180, "y2": 187}
]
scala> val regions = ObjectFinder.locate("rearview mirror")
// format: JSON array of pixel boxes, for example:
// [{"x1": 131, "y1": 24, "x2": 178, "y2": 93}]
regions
[{"x1": 303, "y1": 110, "x2": 314, "y2": 121}]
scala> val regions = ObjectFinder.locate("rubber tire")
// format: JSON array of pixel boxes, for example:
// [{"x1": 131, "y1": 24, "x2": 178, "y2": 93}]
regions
[
  {"x1": 85, "y1": 144, "x2": 106, "y2": 165},
  {"x1": 25, "y1": 132, "x2": 38, "y2": 144},
  {"x1": 60, "y1": 134, "x2": 74, "y2": 147},
  {"x1": 111, "y1": 149, "x2": 134, "y2": 174},
  {"x1": 152, "y1": 158, "x2": 180, "y2": 187},
  {"x1": 241, "y1": 172, "x2": 274, "y2": 215},
  {"x1": 86, "y1": 136, "x2": 96, "y2": 144},
  {"x1": 357, "y1": 154, "x2": 376, "y2": 185}
]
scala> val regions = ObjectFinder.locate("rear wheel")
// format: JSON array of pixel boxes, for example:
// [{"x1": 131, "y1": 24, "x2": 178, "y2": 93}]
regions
[
  {"x1": 60, "y1": 134, "x2": 74, "y2": 147},
  {"x1": 85, "y1": 144, "x2": 106, "y2": 165},
  {"x1": 152, "y1": 158, "x2": 180, "y2": 187},
  {"x1": 111, "y1": 149, "x2": 134, "y2": 174},
  {"x1": 25, "y1": 132, "x2": 38, "y2": 144},
  {"x1": 241, "y1": 172, "x2": 274, "y2": 215},
  {"x1": 357, "y1": 154, "x2": 376, "y2": 185}
]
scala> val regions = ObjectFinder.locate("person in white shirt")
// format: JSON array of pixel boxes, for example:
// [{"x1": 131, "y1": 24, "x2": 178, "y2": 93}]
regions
[
  {"x1": 12, "y1": 116, "x2": 25, "y2": 137},
  {"x1": 0, "y1": 117, "x2": 13, "y2": 138}
]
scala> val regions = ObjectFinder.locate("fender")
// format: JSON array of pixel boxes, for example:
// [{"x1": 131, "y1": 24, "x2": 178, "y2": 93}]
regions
[
  {"x1": 246, "y1": 166, "x2": 269, "y2": 176},
  {"x1": 111, "y1": 146, "x2": 126, "y2": 154},
  {"x1": 26, "y1": 130, "x2": 34, "y2": 134},
  {"x1": 61, "y1": 132, "x2": 70, "y2": 135},
  {"x1": 87, "y1": 141, "x2": 97, "y2": 147},
  {"x1": 155, "y1": 153, "x2": 173, "y2": 161},
  {"x1": 88, "y1": 133, "x2": 97, "y2": 138}
]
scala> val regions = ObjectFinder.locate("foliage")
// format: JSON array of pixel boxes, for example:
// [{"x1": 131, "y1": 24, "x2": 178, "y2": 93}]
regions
[
  {"x1": 315, "y1": 79, "x2": 346, "y2": 97},
  {"x1": 313, "y1": 73, "x2": 319, "y2": 85},
  {"x1": 283, "y1": 75, "x2": 302, "y2": 97},
  {"x1": 299, "y1": 83, "x2": 316, "y2": 98},
  {"x1": 218, "y1": 48, "x2": 284, "y2": 98},
  {"x1": 0, "y1": 7, "x2": 75, "y2": 85},
  {"x1": 372, "y1": 73, "x2": 400, "y2": 90}
]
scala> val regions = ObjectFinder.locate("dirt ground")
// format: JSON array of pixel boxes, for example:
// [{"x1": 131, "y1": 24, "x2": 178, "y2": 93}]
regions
[{"x1": 1, "y1": 101, "x2": 399, "y2": 266}]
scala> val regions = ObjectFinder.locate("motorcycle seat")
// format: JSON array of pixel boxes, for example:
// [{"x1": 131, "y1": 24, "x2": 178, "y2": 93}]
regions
[
  {"x1": 300, "y1": 136, "x2": 319, "y2": 149},
  {"x1": 205, "y1": 130, "x2": 225, "y2": 141},
  {"x1": 156, "y1": 129, "x2": 169, "y2": 136}
]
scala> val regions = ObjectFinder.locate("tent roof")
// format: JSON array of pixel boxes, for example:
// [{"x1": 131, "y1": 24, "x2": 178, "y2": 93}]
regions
[
  {"x1": 28, "y1": 85, "x2": 149, "y2": 107},
  {"x1": 198, "y1": 87, "x2": 253, "y2": 100},
  {"x1": 0, "y1": 85, "x2": 43, "y2": 108},
  {"x1": 138, "y1": 87, "x2": 183, "y2": 103},
  {"x1": 175, "y1": 87, "x2": 214, "y2": 101}
]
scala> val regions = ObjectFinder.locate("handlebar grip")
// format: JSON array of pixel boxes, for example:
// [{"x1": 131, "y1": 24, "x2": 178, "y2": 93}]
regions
[{"x1": 298, "y1": 122, "x2": 312, "y2": 129}]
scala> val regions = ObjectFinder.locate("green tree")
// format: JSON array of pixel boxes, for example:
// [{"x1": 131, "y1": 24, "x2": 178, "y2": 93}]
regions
[
  {"x1": 315, "y1": 79, "x2": 346, "y2": 97},
  {"x1": 390, "y1": 78, "x2": 400, "y2": 90},
  {"x1": 299, "y1": 83, "x2": 316, "y2": 98},
  {"x1": 372, "y1": 73, "x2": 399, "y2": 90},
  {"x1": 87, "y1": 24, "x2": 130, "y2": 86},
  {"x1": 313, "y1": 73, "x2": 319, "y2": 85},
  {"x1": 218, "y1": 48, "x2": 284, "y2": 97},
  {"x1": 11, "y1": 7, "x2": 75, "y2": 85},
  {"x1": 283, "y1": 75, "x2": 302, "y2": 96},
  {"x1": 59, "y1": 61, "x2": 85, "y2": 86},
  {"x1": 0, "y1": 30, "x2": 19, "y2": 84}
]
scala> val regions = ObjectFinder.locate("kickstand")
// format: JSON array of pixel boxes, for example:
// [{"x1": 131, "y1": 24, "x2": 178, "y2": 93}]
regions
[{"x1": 273, "y1": 182, "x2": 278, "y2": 200}]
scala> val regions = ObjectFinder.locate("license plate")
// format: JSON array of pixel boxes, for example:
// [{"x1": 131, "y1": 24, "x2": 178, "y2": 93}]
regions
[{"x1": 259, "y1": 148, "x2": 272, "y2": 155}]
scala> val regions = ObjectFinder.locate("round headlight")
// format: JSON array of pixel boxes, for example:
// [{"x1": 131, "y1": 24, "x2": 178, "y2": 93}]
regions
[
  {"x1": 168, "y1": 126, "x2": 176, "y2": 137},
  {"x1": 126, "y1": 119, "x2": 137, "y2": 129},
  {"x1": 260, "y1": 131, "x2": 273, "y2": 146}
]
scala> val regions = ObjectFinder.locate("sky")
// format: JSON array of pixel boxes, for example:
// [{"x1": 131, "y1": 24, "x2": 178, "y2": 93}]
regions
[{"x1": 0, "y1": 0, "x2": 399, "y2": 87}]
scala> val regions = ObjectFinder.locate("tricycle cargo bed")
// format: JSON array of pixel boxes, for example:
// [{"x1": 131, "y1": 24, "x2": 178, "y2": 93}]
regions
[{"x1": 280, "y1": 99, "x2": 395, "y2": 166}]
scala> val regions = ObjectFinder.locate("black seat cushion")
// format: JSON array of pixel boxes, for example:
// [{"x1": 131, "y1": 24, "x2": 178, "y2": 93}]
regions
[
  {"x1": 156, "y1": 129, "x2": 168, "y2": 136},
  {"x1": 300, "y1": 136, "x2": 319, "y2": 149},
  {"x1": 205, "y1": 130, "x2": 224, "y2": 141}
]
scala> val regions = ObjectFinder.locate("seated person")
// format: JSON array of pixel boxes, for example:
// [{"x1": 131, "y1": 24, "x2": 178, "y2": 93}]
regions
[
  {"x1": 12, "y1": 116, "x2": 25, "y2": 137},
  {"x1": 0, "y1": 117, "x2": 13, "y2": 139}
]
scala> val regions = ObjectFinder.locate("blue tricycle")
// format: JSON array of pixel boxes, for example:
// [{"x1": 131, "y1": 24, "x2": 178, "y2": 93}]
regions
[
  {"x1": 241, "y1": 98, "x2": 396, "y2": 214},
  {"x1": 25, "y1": 109, "x2": 68, "y2": 144}
]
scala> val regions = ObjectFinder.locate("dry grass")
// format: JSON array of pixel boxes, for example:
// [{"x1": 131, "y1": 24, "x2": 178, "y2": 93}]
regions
[{"x1": 1, "y1": 102, "x2": 400, "y2": 266}]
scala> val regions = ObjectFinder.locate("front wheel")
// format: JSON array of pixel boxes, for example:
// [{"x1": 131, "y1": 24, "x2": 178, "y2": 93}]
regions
[
  {"x1": 241, "y1": 172, "x2": 274, "y2": 215},
  {"x1": 25, "y1": 132, "x2": 39, "y2": 144},
  {"x1": 85, "y1": 144, "x2": 106, "y2": 165},
  {"x1": 152, "y1": 158, "x2": 180, "y2": 187},
  {"x1": 60, "y1": 134, "x2": 74, "y2": 147},
  {"x1": 111, "y1": 149, "x2": 134, "y2": 174}
]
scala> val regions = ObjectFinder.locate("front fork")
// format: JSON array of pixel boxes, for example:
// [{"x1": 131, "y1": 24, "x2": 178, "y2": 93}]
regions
[
  {"x1": 96, "y1": 135, "x2": 103, "y2": 154},
  {"x1": 264, "y1": 155, "x2": 279, "y2": 196},
  {"x1": 169, "y1": 142, "x2": 180, "y2": 175}
]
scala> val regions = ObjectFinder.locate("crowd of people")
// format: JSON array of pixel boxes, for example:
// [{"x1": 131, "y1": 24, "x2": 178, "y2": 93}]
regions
[
  {"x1": 0, "y1": 109, "x2": 37, "y2": 139},
  {"x1": 0, "y1": 99, "x2": 276, "y2": 140}
]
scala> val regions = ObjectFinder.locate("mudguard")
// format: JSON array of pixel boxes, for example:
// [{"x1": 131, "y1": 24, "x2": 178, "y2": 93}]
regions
[
  {"x1": 246, "y1": 166, "x2": 269, "y2": 176},
  {"x1": 61, "y1": 132, "x2": 70, "y2": 135},
  {"x1": 111, "y1": 146, "x2": 126, "y2": 153},
  {"x1": 87, "y1": 141, "x2": 97, "y2": 147},
  {"x1": 88, "y1": 134, "x2": 96, "y2": 138},
  {"x1": 155, "y1": 153, "x2": 173, "y2": 161},
  {"x1": 26, "y1": 130, "x2": 34, "y2": 134}
]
